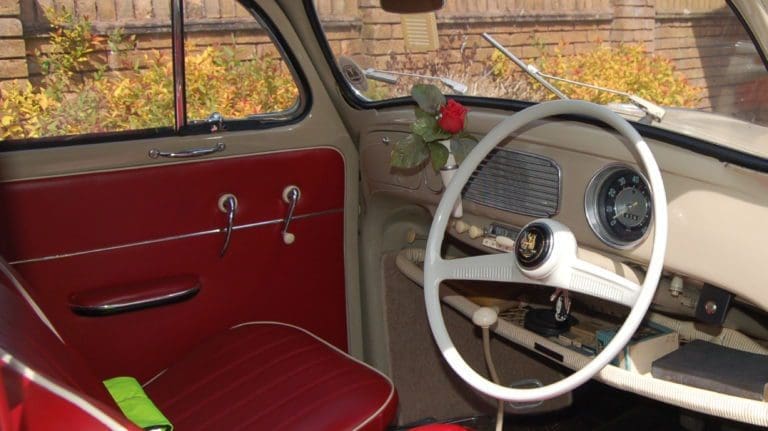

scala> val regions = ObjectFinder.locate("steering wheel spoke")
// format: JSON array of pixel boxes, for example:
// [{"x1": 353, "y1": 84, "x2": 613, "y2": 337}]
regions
[
  {"x1": 562, "y1": 258, "x2": 641, "y2": 307},
  {"x1": 438, "y1": 253, "x2": 529, "y2": 284}
]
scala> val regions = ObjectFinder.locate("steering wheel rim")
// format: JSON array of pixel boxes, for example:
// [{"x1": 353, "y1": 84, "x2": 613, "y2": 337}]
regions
[{"x1": 423, "y1": 99, "x2": 668, "y2": 403}]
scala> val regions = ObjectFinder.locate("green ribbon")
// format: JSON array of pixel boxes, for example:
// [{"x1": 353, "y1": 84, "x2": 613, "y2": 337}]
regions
[{"x1": 104, "y1": 376, "x2": 173, "y2": 431}]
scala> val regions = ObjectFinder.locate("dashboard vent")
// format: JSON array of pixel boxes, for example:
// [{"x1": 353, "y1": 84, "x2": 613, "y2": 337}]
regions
[{"x1": 463, "y1": 148, "x2": 560, "y2": 217}]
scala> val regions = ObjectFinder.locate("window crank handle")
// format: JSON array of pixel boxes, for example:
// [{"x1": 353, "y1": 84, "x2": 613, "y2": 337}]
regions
[
  {"x1": 218, "y1": 194, "x2": 238, "y2": 257},
  {"x1": 281, "y1": 186, "x2": 301, "y2": 245}
]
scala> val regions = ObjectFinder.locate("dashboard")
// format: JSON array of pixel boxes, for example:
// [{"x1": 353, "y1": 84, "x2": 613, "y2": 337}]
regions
[
  {"x1": 461, "y1": 147, "x2": 654, "y2": 250},
  {"x1": 358, "y1": 108, "x2": 768, "y2": 426},
  {"x1": 360, "y1": 110, "x2": 768, "y2": 312}
]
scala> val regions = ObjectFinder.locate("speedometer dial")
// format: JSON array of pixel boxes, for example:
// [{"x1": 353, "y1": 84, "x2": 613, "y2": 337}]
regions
[{"x1": 585, "y1": 165, "x2": 652, "y2": 249}]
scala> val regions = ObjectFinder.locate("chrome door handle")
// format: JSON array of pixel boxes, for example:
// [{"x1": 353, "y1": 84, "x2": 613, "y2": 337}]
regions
[
  {"x1": 218, "y1": 194, "x2": 238, "y2": 257},
  {"x1": 149, "y1": 142, "x2": 225, "y2": 159}
]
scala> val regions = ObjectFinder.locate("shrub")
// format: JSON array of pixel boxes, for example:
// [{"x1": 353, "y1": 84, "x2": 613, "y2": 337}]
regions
[
  {"x1": 1, "y1": 8, "x2": 298, "y2": 141},
  {"x1": 535, "y1": 43, "x2": 701, "y2": 107}
]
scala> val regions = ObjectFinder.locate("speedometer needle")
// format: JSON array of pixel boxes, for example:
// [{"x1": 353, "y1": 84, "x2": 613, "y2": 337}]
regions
[{"x1": 613, "y1": 201, "x2": 638, "y2": 220}]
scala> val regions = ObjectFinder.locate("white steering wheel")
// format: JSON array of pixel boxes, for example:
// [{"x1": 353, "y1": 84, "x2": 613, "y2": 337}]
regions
[{"x1": 424, "y1": 100, "x2": 668, "y2": 402}]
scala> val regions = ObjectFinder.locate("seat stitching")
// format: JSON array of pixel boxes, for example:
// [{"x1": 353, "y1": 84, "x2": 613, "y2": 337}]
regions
[
  {"x1": 145, "y1": 326, "x2": 280, "y2": 390},
  {"x1": 230, "y1": 322, "x2": 397, "y2": 431},
  {"x1": 185, "y1": 325, "x2": 283, "y2": 368},
  {"x1": 157, "y1": 332, "x2": 304, "y2": 408},
  {"x1": 171, "y1": 343, "x2": 327, "y2": 424},
  {"x1": 187, "y1": 353, "x2": 339, "y2": 429},
  {"x1": 274, "y1": 379, "x2": 384, "y2": 431},
  {"x1": 230, "y1": 367, "x2": 360, "y2": 431}
]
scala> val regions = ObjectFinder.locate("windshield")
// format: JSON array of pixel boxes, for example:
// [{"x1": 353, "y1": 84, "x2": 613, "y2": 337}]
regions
[{"x1": 314, "y1": 0, "x2": 768, "y2": 147}]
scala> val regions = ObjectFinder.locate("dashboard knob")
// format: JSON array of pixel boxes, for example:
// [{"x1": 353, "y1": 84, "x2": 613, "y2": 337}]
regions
[
  {"x1": 468, "y1": 225, "x2": 484, "y2": 239},
  {"x1": 495, "y1": 235, "x2": 515, "y2": 248},
  {"x1": 454, "y1": 220, "x2": 470, "y2": 234},
  {"x1": 669, "y1": 275, "x2": 684, "y2": 297},
  {"x1": 472, "y1": 307, "x2": 498, "y2": 328}
]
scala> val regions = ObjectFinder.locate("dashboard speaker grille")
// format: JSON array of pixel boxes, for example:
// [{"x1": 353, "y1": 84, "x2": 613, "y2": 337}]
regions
[{"x1": 463, "y1": 148, "x2": 560, "y2": 217}]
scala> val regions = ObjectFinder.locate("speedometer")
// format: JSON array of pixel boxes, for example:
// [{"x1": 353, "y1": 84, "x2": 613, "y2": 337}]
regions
[{"x1": 585, "y1": 165, "x2": 652, "y2": 249}]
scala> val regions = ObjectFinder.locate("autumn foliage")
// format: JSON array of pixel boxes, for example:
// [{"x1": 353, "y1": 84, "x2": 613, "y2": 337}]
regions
[
  {"x1": 1, "y1": 8, "x2": 298, "y2": 140},
  {"x1": 534, "y1": 44, "x2": 701, "y2": 107}
]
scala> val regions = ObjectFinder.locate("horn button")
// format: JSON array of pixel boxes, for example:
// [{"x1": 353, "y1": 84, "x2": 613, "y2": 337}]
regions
[{"x1": 515, "y1": 223, "x2": 553, "y2": 269}]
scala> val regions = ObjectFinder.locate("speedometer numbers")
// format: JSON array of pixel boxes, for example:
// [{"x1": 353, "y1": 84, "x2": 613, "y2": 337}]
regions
[{"x1": 585, "y1": 165, "x2": 653, "y2": 249}]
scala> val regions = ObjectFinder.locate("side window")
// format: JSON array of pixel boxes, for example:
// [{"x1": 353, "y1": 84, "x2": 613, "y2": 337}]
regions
[
  {"x1": 183, "y1": 0, "x2": 299, "y2": 125},
  {"x1": 1, "y1": 0, "x2": 300, "y2": 143},
  {"x1": 1, "y1": 1, "x2": 174, "y2": 140}
]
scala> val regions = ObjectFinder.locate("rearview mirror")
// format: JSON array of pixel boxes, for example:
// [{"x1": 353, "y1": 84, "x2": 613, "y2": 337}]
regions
[{"x1": 380, "y1": 0, "x2": 443, "y2": 14}]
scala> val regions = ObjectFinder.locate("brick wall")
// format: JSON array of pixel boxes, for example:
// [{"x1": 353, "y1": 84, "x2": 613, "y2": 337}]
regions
[
  {"x1": 2, "y1": 0, "x2": 765, "y2": 121},
  {"x1": 654, "y1": 8, "x2": 766, "y2": 119},
  {"x1": 0, "y1": 0, "x2": 26, "y2": 89}
]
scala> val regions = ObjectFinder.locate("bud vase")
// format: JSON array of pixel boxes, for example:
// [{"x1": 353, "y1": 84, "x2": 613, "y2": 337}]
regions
[{"x1": 438, "y1": 139, "x2": 463, "y2": 218}]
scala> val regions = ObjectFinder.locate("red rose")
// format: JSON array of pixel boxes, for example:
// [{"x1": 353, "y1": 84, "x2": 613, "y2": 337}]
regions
[{"x1": 437, "y1": 99, "x2": 467, "y2": 134}]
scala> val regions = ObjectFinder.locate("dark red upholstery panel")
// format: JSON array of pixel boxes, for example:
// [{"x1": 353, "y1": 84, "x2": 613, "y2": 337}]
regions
[
  {"x1": 0, "y1": 149, "x2": 349, "y2": 382},
  {"x1": 145, "y1": 323, "x2": 397, "y2": 431},
  {"x1": 0, "y1": 273, "x2": 112, "y2": 409},
  {"x1": 0, "y1": 149, "x2": 344, "y2": 261},
  {"x1": 0, "y1": 271, "x2": 395, "y2": 431},
  {"x1": 0, "y1": 368, "x2": 139, "y2": 431}
]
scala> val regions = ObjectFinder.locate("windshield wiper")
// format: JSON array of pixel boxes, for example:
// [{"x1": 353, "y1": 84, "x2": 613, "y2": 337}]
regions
[
  {"x1": 482, "y1": 33, "x2": 666, "y2": 123},
  {"x1": 364, "y1": 68, "x2": 468, "y2": 94}
]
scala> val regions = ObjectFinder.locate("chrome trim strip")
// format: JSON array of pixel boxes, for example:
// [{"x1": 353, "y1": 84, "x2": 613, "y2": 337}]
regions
[
  {"x1": 10, "y1": 208, "x2": 343, "y2": 265},
  {"x1": 70, "y1": 286, "x2": 200, "y2": 317}
]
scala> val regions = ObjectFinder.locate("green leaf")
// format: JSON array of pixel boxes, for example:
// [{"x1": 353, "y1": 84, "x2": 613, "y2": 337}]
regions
[
  {"x1": 412, "y1": 114, "x2": 451, "y2": 143},
  {"x1": 428, "y1": 142, "x2": 449, "y2": 171},
  {"x1": 390, "y1": 134, "x2": 429, "y2": 169},
  {"x1": 450, "y1": 134, "x2": 478, "y2": 165},
  {"x1": 411, "y1": 84, "x2": 445, "y2": 114},
  {"x1": 456, "y1": 131, "x2": 478, "y2": 142},
  {"x1": 414, "y1": 106, "x2": 432, "y2": 120}
]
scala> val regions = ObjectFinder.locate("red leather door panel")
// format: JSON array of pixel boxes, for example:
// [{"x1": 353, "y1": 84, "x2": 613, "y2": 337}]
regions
[{"x1": 0, "y1": 148, "x2": 348, "y2": 382}]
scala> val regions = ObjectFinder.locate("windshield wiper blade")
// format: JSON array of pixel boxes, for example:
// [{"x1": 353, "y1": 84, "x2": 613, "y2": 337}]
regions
[
  {"x1": 482, "y1": 32, "x2": 666, "y2": 122},
  {"x1": 364, "y1": 68, "x2": 468, "y2": 94},
  {"x1": 482, "y1": 33, "x2": 568, "y2": 100}
]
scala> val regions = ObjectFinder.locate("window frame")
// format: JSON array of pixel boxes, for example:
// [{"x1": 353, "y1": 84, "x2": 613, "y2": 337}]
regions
[
  {"x1": 302, "y1": 0, "x2": 768, "y2": 174},
  {"x1": 0, "y1": 0, "x2": 311, "y2": 151}
]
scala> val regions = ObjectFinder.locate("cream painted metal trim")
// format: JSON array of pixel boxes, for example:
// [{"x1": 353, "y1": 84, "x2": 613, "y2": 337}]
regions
[
  {"x1": 732, "y1": 1, "x2": 768, "y2": 65},
  {"x1": 10, "y1": 208, "x2": 342, "y2": 265}
]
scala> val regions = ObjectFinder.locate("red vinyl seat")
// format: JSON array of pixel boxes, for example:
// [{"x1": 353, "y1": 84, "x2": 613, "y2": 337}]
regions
[{"x1": 0, "y1": 260, "x2": 397, "y2": 430}]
